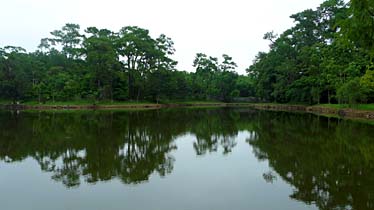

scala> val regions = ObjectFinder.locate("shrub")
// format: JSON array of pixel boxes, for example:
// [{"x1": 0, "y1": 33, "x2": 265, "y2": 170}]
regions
[{"x1": 337, "y1": 78, "x2": 367, "y2": 107}]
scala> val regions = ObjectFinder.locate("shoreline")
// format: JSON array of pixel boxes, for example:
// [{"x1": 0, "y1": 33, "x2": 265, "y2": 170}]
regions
[
  {"x1": 0, "y1": 103, "x2": 227, "y2": 110},
  {"x1": 238, "y1": 104, "x2": 374, "y2": 120},
  {"x1": 1, "y1": 103, "x2": 374, "y2": 120}
]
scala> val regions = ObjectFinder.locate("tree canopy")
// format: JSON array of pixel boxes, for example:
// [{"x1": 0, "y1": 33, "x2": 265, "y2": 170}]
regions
[
  {"x1": 248, "y1": 0, "x2": 374, "y2": 105},
  {"x1": 0, "y1": 24, "x2": 249, "y2": 103},
  {"x1": 0, "y1": 0, "x2": 373, "y2": 105}
]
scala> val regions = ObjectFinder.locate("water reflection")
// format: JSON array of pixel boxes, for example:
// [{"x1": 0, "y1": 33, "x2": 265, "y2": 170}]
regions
[
  {"x1": 248, "y1": 113, "x2": 374, "y2": 210},
  {"x1": 0, "y1": 109, "x2": 374, "y2": 210},
  {"x1": 0, "y1": 109, "x2": 248, "y2": 187}
]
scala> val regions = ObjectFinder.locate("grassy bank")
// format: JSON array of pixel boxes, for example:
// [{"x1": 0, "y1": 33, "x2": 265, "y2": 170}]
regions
[
  {"x1": 314, "y1": 104, "x2": 374, "y2": 111},
  {"x1": 1, "y1": 101, "x2": 374, "y2": 120},
  {"x1": 6, "y1": 100, "x2": 224, "y2": 106},
  {"x1": 3, "y1": 99, "x2": 372, "y2": 108},
  {"x1": 1, "y1": 100, "x2": 374, "y2": 110},
  {"x1": 254, "y1": 103, "x2": 374, "y2": 120},
  {"x1": 0, "y1": 100, "x2": 227, "y2": 110},
  {"x1": 22, "y1": 100, "x2": 154, "y2": 106}
]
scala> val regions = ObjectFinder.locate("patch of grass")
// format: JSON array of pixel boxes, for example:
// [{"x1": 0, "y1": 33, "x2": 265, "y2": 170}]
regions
[
  {"x1": 159, "y1": 100, "x2": 224, "y2": 104},
  {"x1": 315, "y1": 104, "x2": 348, "y2": 109},
  {"x1": 316, "y1": 104, "x2": 374, "y2": 111},
  {"x1": 21, "y1": 100, "x2": 156, "y2": 106},
  {"x1": 20, "y1": 100, "x2": 226, "y2": 106},
  {"x1": 0, "y1": 100, "x2": 12, "y2": 105},
  {"x1": 96, "y1": 101, "x2": 156, "y2": 105},
  {"x1": 356, "y1": 104, "x2": 374, "y2": 111},
  {"x1": 23, "y1": 100, "x2": 92, "y2": 106},
  {"x1": 21, "y1": 107, "x2": 158, "y2": 114}
]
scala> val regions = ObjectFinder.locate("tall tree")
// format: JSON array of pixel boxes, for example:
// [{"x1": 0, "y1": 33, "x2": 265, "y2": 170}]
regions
[
  {"x1": 83, "y1": 27, "x2": 120, "y2": 100},
  {"x1": 49, "y1": 23, "x2": 83, "y2": 59},
  {"x1": 344, "y1": 0, "x2": 374, "y2": 57}
]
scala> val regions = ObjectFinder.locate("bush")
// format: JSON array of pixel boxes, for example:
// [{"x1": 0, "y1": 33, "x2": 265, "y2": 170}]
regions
[
  {"x1": 360, "y1": 69, "x2": 374, "y2": 101},
  {"x1": 337, "y1": 78, "x2": 367, "y2": 107}
]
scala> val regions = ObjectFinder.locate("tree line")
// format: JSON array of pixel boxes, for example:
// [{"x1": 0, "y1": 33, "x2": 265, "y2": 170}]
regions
[
  {"x1": 0, "y1": 25, "x2": 252, "y2": 103},
  {"x1": 1, "y1": 0, "x2": 373, "y2": 105},
  {"x1": 248, "y1": 0, "x2": 374, "y2": 105}
]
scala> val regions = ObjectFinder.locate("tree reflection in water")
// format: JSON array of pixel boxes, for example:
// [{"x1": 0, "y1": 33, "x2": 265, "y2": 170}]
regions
[
  {"x1": 0, "y1": 109, "x2": 247, "y2": 187},
  {"x1": 248, "y1": 112, "x2": 374, "y2": 210},
  {"x1": 0, "y1": 109, "x2": 374, "y2": 210}
]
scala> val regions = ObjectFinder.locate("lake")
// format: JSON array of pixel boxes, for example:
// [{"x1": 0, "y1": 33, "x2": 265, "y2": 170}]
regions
[{"x1": 0, "y1": 108, "x2": 373, "y2": 210}]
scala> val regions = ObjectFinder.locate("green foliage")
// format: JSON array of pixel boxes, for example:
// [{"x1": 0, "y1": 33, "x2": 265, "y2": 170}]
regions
[
  {"x1": 192, "y1": 53, "x2": 244, "y2": 102},
  {"x1": 0, "y1": 24, "x2": 252, "y2": 104},
  {"x1": 83, "y1": 27, "x2": 119, "y2": 100},
  {"x1": 337, "y1": 78, "x2": 367, "y2": 107},
  {"x1": 2, "y1": 0, "x2": 373, "y2": 105},
  {"x1": 248, "y1": 0, "x2": 373, "y2": 105},
  {"x1": 343, "y1": 0, "x2": 374, "y2": 56},
  {"x1": 361, "y1": 66, "x2": 374, "y2": 91},
  {"x1": 236, "y1": 76, "x2": 255, "y2": 97},
  {"x1": 49, "y1": 23, "x2": 83, "y2": 59}
]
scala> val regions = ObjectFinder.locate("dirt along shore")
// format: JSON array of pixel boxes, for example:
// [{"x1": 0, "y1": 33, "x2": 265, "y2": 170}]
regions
[{"x1": 1, "y1": 103, "x2": 374, "y2": 120}]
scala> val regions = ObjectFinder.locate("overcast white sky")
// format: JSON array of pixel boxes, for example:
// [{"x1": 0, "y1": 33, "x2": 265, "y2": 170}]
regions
[{"x1": 0, "y1": 0, "x2": 323, "y2": 74}]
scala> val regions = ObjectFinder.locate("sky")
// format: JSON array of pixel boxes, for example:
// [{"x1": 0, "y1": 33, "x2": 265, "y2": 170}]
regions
[{"x1": 0, "y1": 0, "x2": 323, "y2": 74}]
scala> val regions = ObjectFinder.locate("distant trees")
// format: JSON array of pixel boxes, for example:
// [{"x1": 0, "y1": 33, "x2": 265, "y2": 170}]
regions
[
  {"x1": 83, "y1": 27, "x2": 120, "y2": 101},
  {"x1": 248, "y1": 0, "x2": 374, "y2": 105},
  {"x1": 0, "y1": 24, "x2": 252, "y2": 103},
  {"x1": 49, "y1": 23, "x2": 83, "y2": 59},
  {"x1": 1, "y1": 0, "x2": 373, "y2": 105},
  {"x1": 0, "y1": 47, "x2": 32, "y2": 103},
  {"x1": 192, "y1": 53, "x2": 240, "y2": 102}
]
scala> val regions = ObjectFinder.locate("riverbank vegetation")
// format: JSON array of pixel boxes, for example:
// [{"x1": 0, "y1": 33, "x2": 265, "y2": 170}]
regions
[
  {"x1": 0, "y1": 0, "x2": 373, "y2": 107},
  {"x1": 315, "y1": 103, "x2": 374, "y2": 111},
  {"x1": 0, "y1": 26, "x2": 252, "y2": 103},
  {"x1": 249, "y1": 0, "x2": 374, "y2": 106}
]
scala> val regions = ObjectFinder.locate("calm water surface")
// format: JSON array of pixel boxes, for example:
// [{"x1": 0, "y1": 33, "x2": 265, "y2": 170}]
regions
[{"x1": 0, "y1": 108, "x2": 373, "y2": 210}]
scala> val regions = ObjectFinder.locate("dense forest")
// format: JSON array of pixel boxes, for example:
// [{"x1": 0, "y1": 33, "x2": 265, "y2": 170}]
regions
[
  {"x1": 0, "y1": 25, "x2": 252, "y2": 103},
  {"x1": 249, "y1": 0, "x2": 374, "y2": 104},
  {"x1": 0, "y1": 0, "x2": 373, "y2": 105}
]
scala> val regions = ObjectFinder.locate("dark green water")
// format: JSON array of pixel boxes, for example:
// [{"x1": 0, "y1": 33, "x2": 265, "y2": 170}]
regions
[{"x1": 0, "y1": 108, "x2": 373, "y2": 210}]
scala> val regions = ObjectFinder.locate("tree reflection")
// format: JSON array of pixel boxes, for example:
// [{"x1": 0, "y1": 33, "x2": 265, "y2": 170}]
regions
[
  {"x1": 191, "y1": 110, "x2": 240, "y2": 155},
  {"x1": 1, "y1": 108, "x2": 374, "y2": 210},
  {"x1": 248, "y1": 112, "x2": 374, "y2": 210},
  {"x1": 0, "y1": 111, "x2": 179, "y2": 187},
  {"x1": 0, "y1": 109, "x2": 251, "y2": 187}
]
